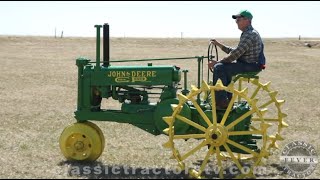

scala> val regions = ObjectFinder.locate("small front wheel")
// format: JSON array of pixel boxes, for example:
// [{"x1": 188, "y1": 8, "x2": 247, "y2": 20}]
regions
[{"x1": 59, "y1": 122, "x2": 104, "y2": 161}]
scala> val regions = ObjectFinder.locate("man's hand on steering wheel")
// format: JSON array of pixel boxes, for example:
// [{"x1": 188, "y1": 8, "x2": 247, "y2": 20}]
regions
[
  {"x1": 208, "y1": 39, "x2": 219, "y2": 73},
  {"x1": 210, "y1": 39, "x2": 218, "y2": 45},
  {"x1": 208, "y1": 60, "x2": 218, "y2": 72}
]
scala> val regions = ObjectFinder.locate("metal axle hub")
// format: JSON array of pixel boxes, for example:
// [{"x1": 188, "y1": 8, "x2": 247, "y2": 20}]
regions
[{"x1": 205, "y1": 124, "x2": 228, "y2": 147}]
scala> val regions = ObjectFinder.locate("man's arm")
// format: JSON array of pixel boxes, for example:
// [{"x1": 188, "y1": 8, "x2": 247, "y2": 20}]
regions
[
  {"x1": 219, "y1": 35, "x2": 253, "y2": 63},
  {"x1": 210, "y1": 39, "x2": 234, "y2": 54}
]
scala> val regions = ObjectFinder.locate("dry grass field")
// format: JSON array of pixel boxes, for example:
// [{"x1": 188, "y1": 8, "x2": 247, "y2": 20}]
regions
[{"x1": 0, "y1": 35, "x2": 319, "y2": 179}]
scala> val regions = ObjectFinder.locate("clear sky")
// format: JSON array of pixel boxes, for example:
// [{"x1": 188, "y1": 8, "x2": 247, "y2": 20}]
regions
[{"x1": 1, "y1": 1, "x2": 319, "y2": 38}]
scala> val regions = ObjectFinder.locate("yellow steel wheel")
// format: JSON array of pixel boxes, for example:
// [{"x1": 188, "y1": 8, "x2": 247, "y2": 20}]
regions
[
  {"x1": 84, "y1": 121, "x2": 105, "y2": 157},
  {"x1": 59, "y1": 122, "x2": 103, "y2": 161},
  {"x1": 162, "y1": 80, "x2": 284, "y2": 179},
  {"x1": 233, "y1": 76, "x2": 288, "y2": 151}
]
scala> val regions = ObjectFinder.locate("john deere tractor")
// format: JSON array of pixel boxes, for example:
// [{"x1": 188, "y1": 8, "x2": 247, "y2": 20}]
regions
[{"x1": 59, "y1": 23, "x2": 288, "y2": 178}]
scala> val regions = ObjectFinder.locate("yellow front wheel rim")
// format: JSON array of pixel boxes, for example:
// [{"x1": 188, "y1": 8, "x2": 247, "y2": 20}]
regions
[
  {"x1": 59, "y1": 122, "x2": 103, "y2": 161},
  {"x1": 84, "y1": 121, "x2": 105, "y2": 157}
]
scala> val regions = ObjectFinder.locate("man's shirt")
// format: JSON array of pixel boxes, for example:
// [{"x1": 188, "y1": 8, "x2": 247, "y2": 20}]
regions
[{"x1": 220, "y1": 25, "x2": 263, "y2": 64}]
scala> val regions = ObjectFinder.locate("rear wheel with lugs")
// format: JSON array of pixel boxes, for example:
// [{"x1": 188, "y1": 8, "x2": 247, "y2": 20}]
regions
[{"x1": 162, "y1": 80, "x2": 287, "y2": 178}]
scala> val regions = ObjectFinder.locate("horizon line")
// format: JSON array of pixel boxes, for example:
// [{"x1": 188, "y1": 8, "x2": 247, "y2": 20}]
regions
[{"x1": 1, "y1": 34, "x2": 319, "y2": 39}]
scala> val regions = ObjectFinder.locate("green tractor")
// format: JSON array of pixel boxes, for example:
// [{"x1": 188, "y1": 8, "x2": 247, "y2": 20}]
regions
[{"x1": 59, "y1": 24, "x2": 288, "y2": 178}]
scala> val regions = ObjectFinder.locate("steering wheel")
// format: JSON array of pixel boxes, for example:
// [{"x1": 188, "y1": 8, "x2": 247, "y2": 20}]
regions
[{"x1": 207, "y1": 42, "x2": 218, "y2": 73}]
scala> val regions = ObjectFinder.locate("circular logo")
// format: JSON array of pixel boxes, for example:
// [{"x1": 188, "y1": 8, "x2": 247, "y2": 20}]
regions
[{"x1": 280, "y1": 141, "x2": 318, "y2": 178}]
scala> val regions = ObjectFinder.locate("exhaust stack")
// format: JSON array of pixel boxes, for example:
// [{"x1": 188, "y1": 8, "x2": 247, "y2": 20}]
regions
[{"x1": 103, "y1": 23, "x2": 110, "y2": 67}]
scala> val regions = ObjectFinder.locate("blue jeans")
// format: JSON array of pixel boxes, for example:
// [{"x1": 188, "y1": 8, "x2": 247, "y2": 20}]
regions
[{"x1": 212, "y1": 62, "x2": 261, "y2": 103}]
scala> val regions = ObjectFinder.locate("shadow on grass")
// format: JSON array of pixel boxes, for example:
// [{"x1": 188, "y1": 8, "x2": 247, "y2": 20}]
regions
[{"x1": 254, "y1": 163, "x2": 286, "y2": 177}]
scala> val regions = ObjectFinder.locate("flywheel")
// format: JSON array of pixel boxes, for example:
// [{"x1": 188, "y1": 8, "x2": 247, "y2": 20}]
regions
[
  {"x1": 162, "y1": 79, "x2": 287, "y2": 178},
  {"x1": 59, "y1": 121, "x2": 105, "y2": 161}
]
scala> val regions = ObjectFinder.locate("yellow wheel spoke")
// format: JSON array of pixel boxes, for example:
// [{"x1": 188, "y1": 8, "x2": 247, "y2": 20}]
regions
[
  {"x1": 237, "y1": 79, "x2": 242, "y2": 102},
  {"x1": 173, "y1": 134, "x2": 205, "y2": 140},
  {"x1": 249, "y1": 125, "x2": 259, "y2": 131},
  {"x1": 210, "y1": 89, "x2": 217, "y2": 126},
  {"x1": 259, "y1": 99, "x2": 273, "y2": 108},
  {"x1": 198, "y1": 145, "x2": 215, "y2": 175},
  {"x1": 176, "y1": 114, "x2": 207, "y2": 132},
  {"x1": 190, "y1": 98, "x2": 212, "y2": 126},
  {"x1": 228, "y1": 130, "x2": 262, "y2": 136},
  {"x1": 252, "y1": 118, "x2": 280, "y2": 122},
  {"x1": 227, "y1": 139, "x2": 259, "y2": 157},
  {"x1": 264, "y1": 118, "x2": 281, "y2": 122},
  {"x1": 226, "y1": 109, "x2": 255, "y2": 130},
  {"x1": 215, "y1": 147, "x2": 224, "y2": 179},
  {"x1": 181, "y1": 140, "x2": 208, "y2": 161},
  {"x1": 250, "y1": 85, "x2": 261, "y2": 99},
  {"x1": 223, "y1": 144, "x2": 244, "y2": 173},
  {"x1": 220, "y1": 93, "x2": 238, "y2": 125}
]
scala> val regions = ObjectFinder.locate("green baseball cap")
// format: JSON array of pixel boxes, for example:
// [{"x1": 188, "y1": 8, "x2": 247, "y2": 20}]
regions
[{"x1": 232, "y1": 10, "x2": 253, "y2": 20}]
